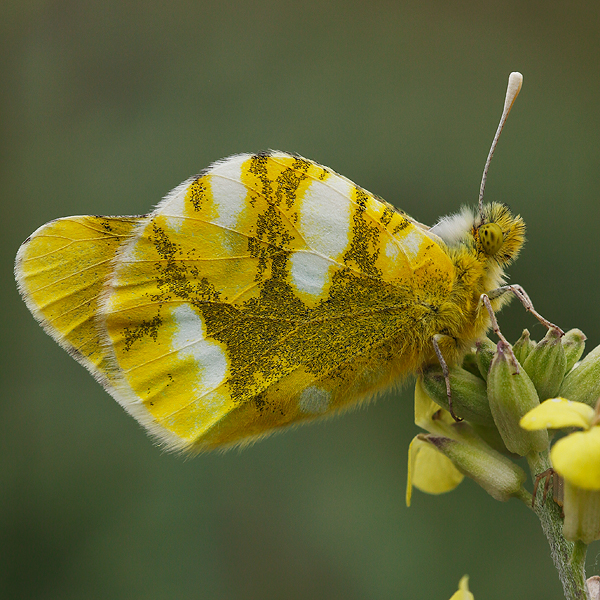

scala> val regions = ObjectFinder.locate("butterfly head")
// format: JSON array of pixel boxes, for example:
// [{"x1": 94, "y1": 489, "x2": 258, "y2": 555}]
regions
[
  {"x1": 476, "y1": 202, "x2": 526, "y2": 265},
  {"x1": 429, "y1": 202, "x2": 525, "y2": 266}
]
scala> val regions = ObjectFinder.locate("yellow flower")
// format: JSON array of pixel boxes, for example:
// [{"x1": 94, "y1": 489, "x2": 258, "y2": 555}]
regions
[
  {"x1": 406, "y1": 378, "x2": 464, "y2": 506},
  {"x1": 406, "y1": 436, "x2": 464, "y2": 506},
  {"x1": 520, "y1": 398, "x2": 600, "y2": 490},
  {"x1": 521, "y1": 398, "x2": 600, "y2": 543},
  {"x1": 449, "y1": 576, "x2": 474, "y2": 600}
]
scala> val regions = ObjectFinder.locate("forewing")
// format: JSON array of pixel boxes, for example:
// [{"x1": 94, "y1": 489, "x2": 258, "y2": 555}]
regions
[
  {"x1": 15, "y1": 215, "x2": 142, "y2": 386},
  {"x1": 101, "y1": 152, "x2": 455, "y2": 451}
]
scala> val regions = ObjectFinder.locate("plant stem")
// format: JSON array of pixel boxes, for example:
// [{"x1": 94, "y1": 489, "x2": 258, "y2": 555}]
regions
[{"x1": 527, "y1": 452, "x2": 589, "y2": 600}]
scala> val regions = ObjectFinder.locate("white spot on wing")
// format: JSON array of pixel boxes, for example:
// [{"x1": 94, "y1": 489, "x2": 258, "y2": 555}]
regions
[
  {"x1": 299, "y1": 176, "x2": 353, "y2": 257},
  {"x1": 210, "y1": 155, "x2": 248, "y2": 231},
  {"x1": 401, "y1": 230, "x2": 423, "y2": 261},
  {"x1": 171, "y1": 304, "x2": 228, "y2": 409},
  {"x1": 298, "y1": 386, "x2": 331, "y2": 414},
  {"x1": 289, "y1": 252, "x2": 329, "y2": 300},
  {"x1": 384, "y1": 238, "x2": 400, "y2": 260},
  {"x1": 290, "y1": 176, "x2": 353, "y2": 301}
]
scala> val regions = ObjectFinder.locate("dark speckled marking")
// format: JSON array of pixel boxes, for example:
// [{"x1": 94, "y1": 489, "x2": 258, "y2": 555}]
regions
[
  {"x1": 123, "y1": 315, "x2": 163, "y2": 351},
  {"x1": 149, "y1": 220, "x2": 223, "y2": 308},
  {"x1": 391, "y1": 219, "x2": 410, "y2": 234},
  {"x1": 100, "y1": 220, "x2": 114, "y2": 232},
  {"x1": 275, "y1": 157, "x2": 311, "y2": 209},
  {"x1": 342, "y1": 187, "x2": 383, "y2": 279},
  {"x1": 380, "y1": 207, "x2": 395, "y2": 227},
  {"x1": 186, "y1": 178, "x2": 210, "y2": 212}
]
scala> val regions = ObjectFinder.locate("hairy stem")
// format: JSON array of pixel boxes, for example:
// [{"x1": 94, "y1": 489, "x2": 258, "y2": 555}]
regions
[{"x1": 527, "y1": 452, "x2": 589, "y2": 600}]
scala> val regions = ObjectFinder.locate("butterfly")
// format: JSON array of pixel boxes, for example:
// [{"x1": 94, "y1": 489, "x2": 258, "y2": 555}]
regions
[{"x1": 15, "y1": 74, "x2": 526, "y2": 453}]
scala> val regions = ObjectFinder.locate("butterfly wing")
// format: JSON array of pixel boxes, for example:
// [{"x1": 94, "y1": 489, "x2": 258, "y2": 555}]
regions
[
  {"x1": 15, "y1": 215, "x2": 142, "y2": 387},
  {"x1": 100, "y1": 152, "x2": 456, "y2": 451}
]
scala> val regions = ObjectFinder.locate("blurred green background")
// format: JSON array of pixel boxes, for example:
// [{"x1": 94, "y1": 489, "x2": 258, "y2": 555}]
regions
[{"x1": 2, "y1": 1, "x2": 600, "y2": 598}]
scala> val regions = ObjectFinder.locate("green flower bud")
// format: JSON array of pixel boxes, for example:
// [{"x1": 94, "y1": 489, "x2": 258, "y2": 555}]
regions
[
  {"x1": 562, "y1": 328, "x2": 586, "y2": 373},
  {"x1": 512, "y1": 329, "x2": 536, "y2": 364},
  {"x1": 559, "y1": 343, "x2": 600, "y2": 407},
  {"x1": 419, "y1": 432, "x2": 527, "y2": 502},
  {"x1": 475, "y1": 337, "x2": 496, "y2": 380},
  {"x1": 470, "y1": 423, "x2": 510, "y2": 455},
  {"x1": 562, "y1": 480, "x2": 600, "y2": 544},
  {"x1": 461, "y1": 351, "x2": 482, "y2": 379},
  {"x1": 522, "y1": 327, "x2": 566, "y2": 401},
  {"x1": 487, "y1": 341, "x2": 548, "y2": 455},
  {"x1": 420, "y1": 366, "x2": 495, "y2": 427}
]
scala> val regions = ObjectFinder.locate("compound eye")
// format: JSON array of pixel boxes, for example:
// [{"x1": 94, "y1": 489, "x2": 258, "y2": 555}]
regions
[{"x1": 479, "y1": 222, "x2": 504, "y2": 255}]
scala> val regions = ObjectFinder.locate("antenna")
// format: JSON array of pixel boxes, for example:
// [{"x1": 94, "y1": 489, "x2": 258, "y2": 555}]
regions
[{"x1": 478, "y1": 72, "x2": 523, "y2": 220}]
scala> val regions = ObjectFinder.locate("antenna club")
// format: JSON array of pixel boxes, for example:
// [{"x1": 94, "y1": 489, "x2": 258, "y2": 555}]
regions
[
  {"x1": 504, "y1": 72, "x2": 523, "y2": 113},
  {"x1": 509, "y1": 71, "x2": 523, "y2": 89}
]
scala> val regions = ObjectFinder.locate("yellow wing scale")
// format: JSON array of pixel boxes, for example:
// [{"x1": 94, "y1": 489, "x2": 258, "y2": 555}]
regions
[{"x1": 17, "y1": 152, "x2": 456, "y2": 451}]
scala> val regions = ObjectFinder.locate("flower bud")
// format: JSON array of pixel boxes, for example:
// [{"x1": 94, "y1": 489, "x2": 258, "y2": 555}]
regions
[
  {"x1": 461, "y1": 351, "x2": 482, "y2": 379},
  {"x1": 512, "y1": 329, "x2": 536, "y2": 364},
  {"x1": 419, "y1": 432, "x2": 526, "y2": 501},
  {"x1": 420, "y1": 366, "x2": 495, "y2": 427},
  {"x1": 470, "y1": 422, "x2": 509, "y2": 455},
  {"x1": 562, "y1": 328, "x2": 586, "y2": 373},
  {"x1": 475, "y1": 337, "x2": 496, "y2": 380},
  {"x1": 487, "y1": 341, "x2": 548, "y2": 455},
  {"x1": 522, "y1": 327, "x2": 566, "y2": 401},
  {"x1": 562, "y1": 481, "x2": 600, "y2": 544},
  {"x1": 559, "y1": 343, "x2": 600, "y2": 407}
]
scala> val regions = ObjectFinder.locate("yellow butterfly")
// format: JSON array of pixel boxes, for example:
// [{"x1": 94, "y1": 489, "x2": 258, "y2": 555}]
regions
[{"x1": 15, "y1": 74, "x2": 526, "y2": 452}]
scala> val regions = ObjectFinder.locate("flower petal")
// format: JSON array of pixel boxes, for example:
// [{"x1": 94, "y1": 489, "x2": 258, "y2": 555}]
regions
[
  {"x1": 406, "y1": 436, "x2": 463, "y2": 506},
  {"x1": 520, "y1": 398, "x2": 595, "y2": 431},
  {"x1": 449, "y1": 575, "x2": 475, "y2": 600},
  {"x1": 552, "y1": 427, "x2": 600, "y2": 490}
]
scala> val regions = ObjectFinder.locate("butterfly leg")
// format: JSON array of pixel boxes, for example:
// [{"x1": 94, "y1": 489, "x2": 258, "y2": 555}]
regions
[
  {"x1": 487, "y1": 284, "x2": 564, "y2": 336},
  {"x1": 480, "y1": 293, "x2": 513, "y2": 347},
  {"x1": 532, "y1": 468, "x2": 564, "y2": 514},
  {"x1": 479, "y1": 293, "x2": 521, "y2": 371},
  {"x1": 432, "y1": 334, "x2": 463, "y2": 422},
  {"x1": 532, "y1": 468, "x2": 553, "y2": 507}
]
